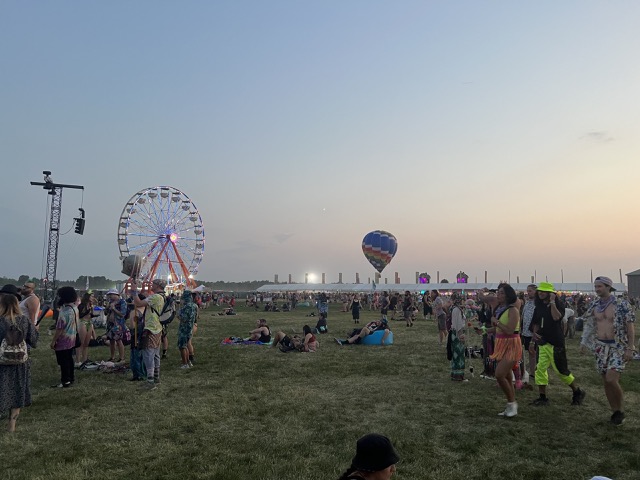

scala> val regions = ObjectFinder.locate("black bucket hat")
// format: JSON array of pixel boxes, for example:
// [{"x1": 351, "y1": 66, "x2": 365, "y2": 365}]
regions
[
  {"x1": 0, "y1": 284, "x2": 22, "y2": 301},
  {"x1": 351, "y1": 433, "x2": 400, "y2": 472}
]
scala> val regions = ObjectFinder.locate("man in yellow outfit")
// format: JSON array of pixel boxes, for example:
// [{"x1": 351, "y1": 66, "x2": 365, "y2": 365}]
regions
[{"x1": 529, "y1": 282, "x2": 586, "y2": 407}]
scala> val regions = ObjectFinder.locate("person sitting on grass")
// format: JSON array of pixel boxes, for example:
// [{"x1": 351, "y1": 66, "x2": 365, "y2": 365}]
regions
[
  {"x1": 335, "y1": 319, "x2": 390, "y2": 346},
  {"x1": 315, "y1": 312, "x2": 328, "y2": 334},
  {"x1": 248, "y1": 319, "x2": 271, "y2": 343}
]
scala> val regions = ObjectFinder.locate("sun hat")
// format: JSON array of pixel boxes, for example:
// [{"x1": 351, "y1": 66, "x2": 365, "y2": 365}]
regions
[
  {"x1": 594, "y1": 276, "x2": 616, "y2": 291},
  {"x1": 0, "y1": 284, "x2": 22, "y2": 300},
  {"x1": 537, "y1": 282, "x2": 555, "y2": 293},
  {"x1": 351, "y1": 433, "x2": 400, "y2": 472},
  {"x1": 152, "y1": 279, "x2": 167, "y2": 289},
  {"x1": 106, "y1": 289, "x2": 120, "y2": 296}
]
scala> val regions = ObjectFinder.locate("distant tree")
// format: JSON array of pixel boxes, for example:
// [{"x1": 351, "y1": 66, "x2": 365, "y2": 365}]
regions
[{"x1": 18, "y1": 275, "x2": 30, "y2": 285}]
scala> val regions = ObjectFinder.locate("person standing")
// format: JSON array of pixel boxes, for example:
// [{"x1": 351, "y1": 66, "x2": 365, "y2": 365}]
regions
[
  {"x1": 105, "y1": 289, "x2": 127, "y2": 363},
  {"x1": 422, "y1": 292, "x2": 432, "y2": 320},
  {"x1": 486, "y1": 283, "x2": 521, "y2": 417},
  {"x1": 77, "y1": 292, "x2": 98, "y2": 366},
  {"x1": 520, "y1": 284, "x2": 537, "y2": 388},
  {"x1": 402, "y1": 291, "x2": 414, "y2": 327},
  {"x1": 581, "y1": 276, "x2": 635, "y2": 425},
  {"x1": 0, "y1": 288, "x2": 38, "y2": 432},
  {"x1": 530, "y1": 282, "x2": 585, "y2": 407},
  {"x1": 431, "y1": 290, "x2": 447, "y2": 345},
  {"x1": 133, "y1": 279, "x2": 166, "y2": 389},
  {"x1": 177, "y1": 290, "x2": 197, "y2": 369},
  {"x1": 50, "y1": 286, "x2": 78, "y2": 388},
  {"x1": 349, "y1": 294, "x2": 362, "y2": 324},
  {"x1": 449, "y1": 293, "x2": 467, "y2": 382},
  {"x1": 19, "y1": 282, "x2": 40, "y2": 327},
  {"x1": 380, "y1": 291, "x2": 390, "y2": 321}
]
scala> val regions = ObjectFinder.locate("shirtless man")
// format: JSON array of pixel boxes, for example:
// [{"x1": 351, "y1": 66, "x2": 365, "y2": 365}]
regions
[{"x1": 581, "y1": 276, "x2": 636, "y2": 425}]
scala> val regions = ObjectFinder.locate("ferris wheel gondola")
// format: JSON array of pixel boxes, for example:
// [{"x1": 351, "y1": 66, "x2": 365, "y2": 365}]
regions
[{"x1": 117, "y1": 186, "x2": 204, "y2": 288}]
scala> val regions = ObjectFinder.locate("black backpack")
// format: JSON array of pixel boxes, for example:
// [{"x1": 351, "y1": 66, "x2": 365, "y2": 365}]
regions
[{"x1": 151, "y1": 293, "x2": 177, "y2": 326}]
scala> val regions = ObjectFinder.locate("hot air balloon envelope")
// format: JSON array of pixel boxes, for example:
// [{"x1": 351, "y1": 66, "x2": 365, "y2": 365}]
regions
[{"x1": 362, "y1": 230, "x2": 398, "y2": 273}]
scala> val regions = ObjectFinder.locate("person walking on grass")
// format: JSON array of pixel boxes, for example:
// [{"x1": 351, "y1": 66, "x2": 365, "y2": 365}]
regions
[
  {"x1": 520, "y1": 284, "x2": 537, "y2": 388},
  {"x1": 580, "y1": 276, "x2": 635, "y2": 425},
  {"x1": 337, "y1": 433, "x2": 399, "y2": 480},
  {"x1": 132, "y1": 279, "x2": 166, "y2": 390},
  {"x1": 177, "y1": 290, "x2": 197, "y2": 369},
  {"x1": 0, "y1": 289, "x2": 38, "y2": 433},
  {"x1": 50, "y1": 286, "x2": 78, "y2": 389},
  {"x1": 530, "y1": 282, "x2": 586, "y2": 408},
  {"x1": 484, "y1": 283, "x2": 522, "y2": 417}
]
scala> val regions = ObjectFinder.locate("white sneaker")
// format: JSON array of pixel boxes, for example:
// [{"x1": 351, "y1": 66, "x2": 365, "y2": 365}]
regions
[
  {"x1": 498, "y1": 402, "x2": 518, "y2": 417},
  {"x1": 180, "y1": 364, "x2": 190, "y2": 369}
]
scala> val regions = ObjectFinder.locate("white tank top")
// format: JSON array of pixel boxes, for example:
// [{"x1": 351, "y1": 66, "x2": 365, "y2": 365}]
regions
[{"x1": 19, "y1": 294, "x2": 35, "y2": 318}]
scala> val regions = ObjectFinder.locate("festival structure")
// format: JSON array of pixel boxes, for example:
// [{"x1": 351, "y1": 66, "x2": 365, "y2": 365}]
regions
[{"x1": 117, "y1": 186, "x2": 204, "y2": 290}]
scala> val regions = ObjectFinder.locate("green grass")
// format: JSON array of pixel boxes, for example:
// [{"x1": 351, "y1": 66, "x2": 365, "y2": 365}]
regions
[{"x1": 1, "y1": 304, "x2": 638, "y2": 480}]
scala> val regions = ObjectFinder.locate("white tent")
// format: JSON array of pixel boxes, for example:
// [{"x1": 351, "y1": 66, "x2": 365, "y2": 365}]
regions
[{"x1": 256, "y1": 282, "x2": 626, "y2": 293}]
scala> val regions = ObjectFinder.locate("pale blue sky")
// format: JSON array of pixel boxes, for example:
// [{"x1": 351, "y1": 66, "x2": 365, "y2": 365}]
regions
[{"x1": 1, "y1": 1, "x2": 639, "y2": 284}]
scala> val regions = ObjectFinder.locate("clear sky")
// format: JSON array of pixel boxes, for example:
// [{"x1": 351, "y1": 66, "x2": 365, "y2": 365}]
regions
[{"x1": 1, "y1": 1, "x2": 639, "y2": 285}]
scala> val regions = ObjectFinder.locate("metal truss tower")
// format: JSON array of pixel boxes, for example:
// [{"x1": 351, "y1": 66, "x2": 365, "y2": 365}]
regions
[{"x1": 30, "y1": 172, "x2": 84, "y2": 304}]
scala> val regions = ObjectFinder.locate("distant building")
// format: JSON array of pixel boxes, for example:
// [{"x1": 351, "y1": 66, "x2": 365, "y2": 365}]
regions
[{"x1": 626, "y1": 269, "x2": 640, "y2": 300}]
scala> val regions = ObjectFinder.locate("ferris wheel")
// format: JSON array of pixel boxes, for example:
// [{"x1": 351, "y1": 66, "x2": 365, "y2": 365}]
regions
[{"x1": 117, "y1": 186, "x2": 204, "y2": 287}]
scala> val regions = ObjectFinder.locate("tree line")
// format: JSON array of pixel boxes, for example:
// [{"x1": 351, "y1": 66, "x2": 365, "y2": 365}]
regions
[{"x1": 0, "y1": 275, "x2": 274, "y2": 292}]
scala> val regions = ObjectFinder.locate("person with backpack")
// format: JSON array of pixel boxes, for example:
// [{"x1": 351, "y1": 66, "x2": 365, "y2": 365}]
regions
[
  {"x1": 132, "y1": 279, "x2": 167, "y2": 390},
  {"x1": 0, "y1": 286, "x2": 38, "y2": 432}
]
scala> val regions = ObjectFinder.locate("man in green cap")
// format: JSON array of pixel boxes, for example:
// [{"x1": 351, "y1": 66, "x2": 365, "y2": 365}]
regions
[{"x1": 529, "y1": 282, "x2": 585, "y2": 407}]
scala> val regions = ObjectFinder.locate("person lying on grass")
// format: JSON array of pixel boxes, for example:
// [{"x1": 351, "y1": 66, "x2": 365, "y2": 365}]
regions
[
  {"x1": 334, "y1": 319, "x2": 390, "y2": 346},
  {"x1": 272, "y1": 325, "x2": 318, "y2": 352}
]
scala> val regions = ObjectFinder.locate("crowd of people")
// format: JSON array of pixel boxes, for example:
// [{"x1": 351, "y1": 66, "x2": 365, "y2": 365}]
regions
[
  {"x1": 1, "y1": 276, "x2": 637, "y2": 440},
  {"x1": 0, "y1": 279, "x2": 203, "y2": 431}
]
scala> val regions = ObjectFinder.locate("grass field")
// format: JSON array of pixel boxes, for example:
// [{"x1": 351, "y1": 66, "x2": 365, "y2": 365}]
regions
[{"x1": 1, "y1": 303, "x2": 639, "y2": 480}]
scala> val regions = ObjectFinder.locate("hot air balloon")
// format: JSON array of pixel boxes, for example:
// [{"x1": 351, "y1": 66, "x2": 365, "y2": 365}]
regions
[{"x1": 362, "y1": 230, "x2": 398, "y2": 274}]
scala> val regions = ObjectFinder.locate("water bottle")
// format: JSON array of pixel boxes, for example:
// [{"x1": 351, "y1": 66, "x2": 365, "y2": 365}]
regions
[{"x1": 469, "y1": 366, "x2": 474, "y2": 378}]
